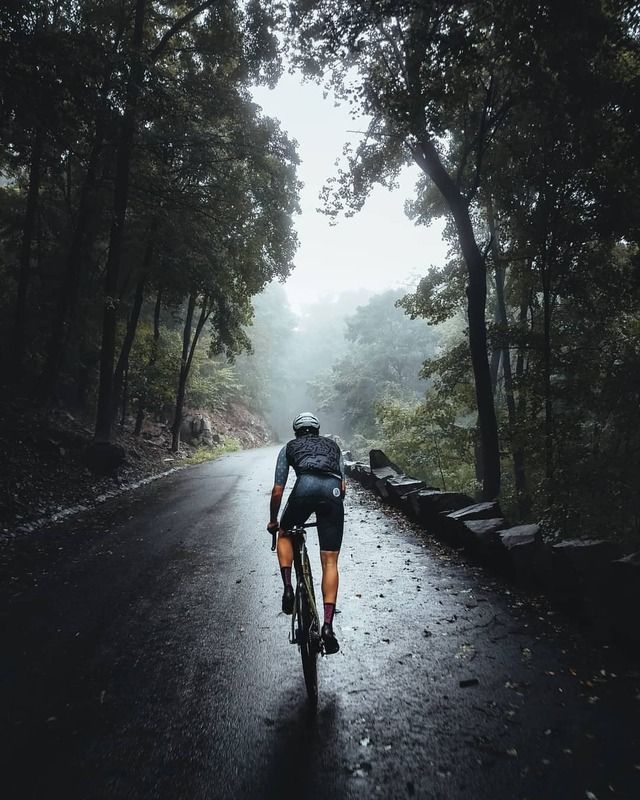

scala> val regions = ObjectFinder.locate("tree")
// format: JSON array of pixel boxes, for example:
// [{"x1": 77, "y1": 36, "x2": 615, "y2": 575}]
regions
[
  {"x1": 314, "y1": 290, "x2": 439, "y2": 439},
  {"x1": 288, "y1": 1, "x2": 513, "y2": 497}
]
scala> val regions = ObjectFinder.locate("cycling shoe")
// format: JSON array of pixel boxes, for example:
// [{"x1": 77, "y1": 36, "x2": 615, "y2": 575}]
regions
[
  {"x1": 282, "y1": 585, "x2": 294, "y2": 615},
  {"x1": 321, "y1": 622, "x2": 340, "y2": 654}
]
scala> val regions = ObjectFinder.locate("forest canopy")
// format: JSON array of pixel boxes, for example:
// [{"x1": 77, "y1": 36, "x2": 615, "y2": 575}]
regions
[{"x1": 0, "y1": 0, "x2": 299, "y2": 452}]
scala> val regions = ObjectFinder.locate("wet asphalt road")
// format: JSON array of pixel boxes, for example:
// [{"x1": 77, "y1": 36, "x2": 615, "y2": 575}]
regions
[{"x1": 2, "y1": 446, "x2": 640, "y2": 800}]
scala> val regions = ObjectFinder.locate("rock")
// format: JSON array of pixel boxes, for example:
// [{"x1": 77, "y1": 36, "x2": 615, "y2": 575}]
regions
[
  {"x1": 500, "y1": 523, "x2": 541, "y2": 549},
  {"x1": 406, "y1": 490, "x2": 474, "y2": 538},
  {"x1": 180, "y1": 413, "x2": 215, "y2": 446},
  {"x1": 446, "y1": 501, "x2": 502, "y2": 522},
  {"x1": 375, "y1": 475, "x2": 427, "y2": 507},
  {"x1": 373, "y1": 478, "x2": 391, "y2": 501},
  {"x1": 464, "y1": 517, "x2": 507, "y2": 545},
  {"x1": 386, "y1": 476, "x2": 426, "y2": 498},
  {"x1": 369, "y1": 449, "x2": 403, "y2": 474},
  {"x1": 350, "y1": 462, "x2": 374, "y2": 488},
  {"x1": 498, "y1": 524, "x2": 543, "y2": 582},
  {"x1": 550, "y1": 538, "x2": 622, "y2": 621},
  {"x1": 371, "y1": 465, "x2": 402, "y2": 481},
  {"x1": 439, "y1": 501, "x2": 503, "y2": 547}
]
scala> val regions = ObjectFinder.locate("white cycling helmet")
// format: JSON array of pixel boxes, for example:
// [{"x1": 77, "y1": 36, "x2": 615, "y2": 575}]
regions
[{"x1": 292, "y1": 411, "x2": 320, "y2": 433}]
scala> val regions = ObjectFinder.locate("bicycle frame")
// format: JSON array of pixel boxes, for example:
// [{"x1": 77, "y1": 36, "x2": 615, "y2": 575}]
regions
[
  {"x1": 271, "y1": 522, "x2": 323, "y2": 705},
  {"x1": 289, "y1": 525, "x2": 321, "y2": 644}
]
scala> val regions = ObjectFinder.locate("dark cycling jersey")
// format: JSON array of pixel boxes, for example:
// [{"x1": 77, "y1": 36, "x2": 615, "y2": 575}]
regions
[
  {"x1": 274, "y1": 436, "x2": 345, "y2": 486},
  {"x1": 275, "y1": 434, "x2": 345, "y2": 552}
]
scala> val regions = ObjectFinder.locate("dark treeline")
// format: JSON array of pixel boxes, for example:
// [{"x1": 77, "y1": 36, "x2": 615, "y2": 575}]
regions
[
  {"x1": 282, "y1": 1, "x2": 640, "y2": 545},
  {"x1": 0, "y1": 1, "x2": 298, "y2": 455},
  {"x1": 2, "y1": 2, "x2": 640, "y2": 546}
]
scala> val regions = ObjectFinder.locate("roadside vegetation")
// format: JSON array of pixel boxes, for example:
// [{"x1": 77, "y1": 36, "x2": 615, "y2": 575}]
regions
[
  {"x1": 280, "y1": 1, "x2": 640, "y2": 547},
  {"x1": 0, "y1": 1, "x2": 298, "y2": 464}
]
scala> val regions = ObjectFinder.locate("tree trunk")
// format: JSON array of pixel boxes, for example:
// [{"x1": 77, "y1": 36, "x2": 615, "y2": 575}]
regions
[
  {"x1": 39, "y1": 118, "x2": 108, "y2": 402},
  {"x1": 540, "y1": 256, "x2": 554, "y2": 485},
  {"x1": 120, "y1": 366, "x2": 129, "y2": 427},
  {"x1": 171, "y1": 294, "x2": 196, "y2": 453},
  {"x1": 112, "y1": 274, "x2": 146, "y2": 423},
  {"x1": 495, "y1": 263, "x2": 530, "y2": 517},
  {"x1": 487, "y1": 202, "x2": 530, "y2": 517},
  {"x1": 171, "y1": 295, "x2": 211, "y2": 453},
  {"x1": 412, "y1": 139, "x2": 500, "y2": 499},
  {"x1": 489, "y1": 346, "x2": 501, "y2": 397},
  {"x1": 12, "y1": 125, "x2": 44, "y2": 382},
  {"x1": 515, "y1": 278, "x2": 530, "y2": 428},
  {"x1": 94, "y1": 0, "x2": 147, "y2": 443},
  {"x1": 134, "y1": 287, "x2": 162, "y2": 436}
]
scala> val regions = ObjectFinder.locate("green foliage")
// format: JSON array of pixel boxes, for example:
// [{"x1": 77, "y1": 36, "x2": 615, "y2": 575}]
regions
[
  {"x1": 187, "y1": 352, "x2": 242, "y2": 412},
  {"x1": 376, "y1": 397, "x2": 477, "y2": 495},
  {"x1": 286, "y1": 0, "x2": 640, "y2": 540},
  {"x1": 311, "y1": 289, "x2": 440, "y2": 439},
  {"x1": 128, "y1": 323, "x2": 182, "y2": 416},
  {"x1": 184, "y1": 437, "x2": 241, "y2": 465},
  {"x1": 0, "y1": 1, "x2": 300, "y2": 451}
]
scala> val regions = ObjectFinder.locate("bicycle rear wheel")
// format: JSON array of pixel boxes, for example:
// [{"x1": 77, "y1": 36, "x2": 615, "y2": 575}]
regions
[{"x1": 297, "y1": 585, "x2": 319, "y2": 707}]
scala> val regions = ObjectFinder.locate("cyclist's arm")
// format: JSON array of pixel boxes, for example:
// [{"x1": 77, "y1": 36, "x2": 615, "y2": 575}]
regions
[
  {"x1": 269, "y1": 446, "x2": 289, "y2": 527},
  {"x1": 340, "y1": 451, "x2": 346, "y2": 497},
  {"x1": 269, "y1": 484, "x2": 284, "y2": 526}
]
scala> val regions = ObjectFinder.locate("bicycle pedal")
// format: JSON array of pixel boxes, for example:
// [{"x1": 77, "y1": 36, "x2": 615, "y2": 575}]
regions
[{"x1": 289, "y1": 631, "x2": 299, "y2": 645}]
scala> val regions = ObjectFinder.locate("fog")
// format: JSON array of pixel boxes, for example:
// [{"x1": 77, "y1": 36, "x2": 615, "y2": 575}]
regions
[
  {"x1": 251, "y1": 73, "x2": 447, "y2": 314},
  {"x1": 234, "y1": 282, "x2": 442, "y2": 452}
]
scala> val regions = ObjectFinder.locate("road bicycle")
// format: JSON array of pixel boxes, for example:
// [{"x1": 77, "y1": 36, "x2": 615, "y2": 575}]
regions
[{"x1": 271, "y1": 522, "x2": 323, "y2": 706}]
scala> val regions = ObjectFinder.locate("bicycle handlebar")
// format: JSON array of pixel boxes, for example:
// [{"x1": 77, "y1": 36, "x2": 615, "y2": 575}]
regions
[{"x1": 270, "y1": 522, "x2": 318, "y2": 552}]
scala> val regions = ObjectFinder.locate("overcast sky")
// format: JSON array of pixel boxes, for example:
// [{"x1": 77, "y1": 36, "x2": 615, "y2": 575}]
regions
[{"x1": 251, "y1": 72, "x2": 447, "y2": 313}]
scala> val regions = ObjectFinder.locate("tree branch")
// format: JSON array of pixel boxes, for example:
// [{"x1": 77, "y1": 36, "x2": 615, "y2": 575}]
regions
[{"x1": 150, "y1": 1, "x2": 216, "y2": 62}]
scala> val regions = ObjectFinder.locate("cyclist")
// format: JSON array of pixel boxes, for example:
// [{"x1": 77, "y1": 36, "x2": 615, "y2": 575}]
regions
[{"x1": 267, "y1": 412, "x2": 345, "y2": 655}]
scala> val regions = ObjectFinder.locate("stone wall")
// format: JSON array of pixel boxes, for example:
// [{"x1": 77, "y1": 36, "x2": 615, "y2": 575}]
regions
[{"x1": 345, "y1": 451, "x2": 640, "y2": 656}]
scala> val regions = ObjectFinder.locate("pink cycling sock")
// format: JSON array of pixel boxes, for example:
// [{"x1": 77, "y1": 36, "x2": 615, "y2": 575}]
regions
[
  {"x1": 323, "y1": 603, "x2": 336, "y2": 625},
  {"x1": 280, "y1": 567, "x2": 292, "y2": 587}
]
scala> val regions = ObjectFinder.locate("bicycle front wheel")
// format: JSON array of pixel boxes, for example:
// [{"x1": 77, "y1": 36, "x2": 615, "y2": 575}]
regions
[{"x1": 297, "y1": 584, "x2": 319, "y2": 707}]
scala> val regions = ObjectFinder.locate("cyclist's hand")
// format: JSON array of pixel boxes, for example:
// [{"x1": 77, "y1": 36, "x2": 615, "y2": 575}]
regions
[{"x1": 267, "y1": 521, "x2": 279, "y2": 534}]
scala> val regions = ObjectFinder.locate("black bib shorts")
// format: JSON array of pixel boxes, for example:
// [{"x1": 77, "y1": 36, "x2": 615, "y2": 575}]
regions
[{"x1": 280, "y1": 472, "x2": 344, "y2": 552}]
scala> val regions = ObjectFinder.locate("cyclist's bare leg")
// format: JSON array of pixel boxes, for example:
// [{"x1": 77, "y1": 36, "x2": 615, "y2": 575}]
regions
[
  {"x1": 319, "y1": 549, "x2": 340, "y2": 653},
  {"x1": 320, "y1": 550, "x2": 339, "y2": 605},
  {"x1": 276, "y1": 530, "x2": 294, "y2": 569}
]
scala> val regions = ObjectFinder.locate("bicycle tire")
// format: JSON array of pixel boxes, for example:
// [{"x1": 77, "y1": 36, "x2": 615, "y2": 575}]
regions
[{"x1": 297, "y1": 584, "x2": 319, "y2": 707}]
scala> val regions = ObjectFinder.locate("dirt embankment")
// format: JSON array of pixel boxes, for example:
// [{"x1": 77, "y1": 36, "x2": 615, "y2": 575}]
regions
[{"x1": 0, "y1": 400, "x2": 272, "y2": 536}]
